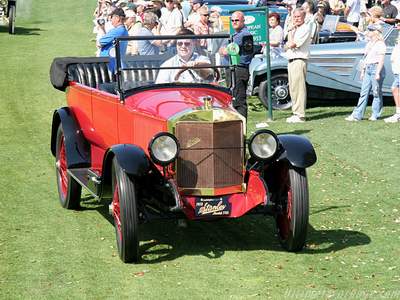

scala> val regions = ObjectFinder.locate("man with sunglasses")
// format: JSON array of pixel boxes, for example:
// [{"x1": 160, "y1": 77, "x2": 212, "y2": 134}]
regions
[
  {"x1": 220, "y1": 11, "x2": 253, "y2": 119},
  {"x1": 156, "y1": 28, "x2": 213, "y2": 83}
]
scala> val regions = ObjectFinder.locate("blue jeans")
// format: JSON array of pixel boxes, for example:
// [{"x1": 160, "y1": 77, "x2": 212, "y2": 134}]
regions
[{"x1": 352, "y1": 64, "x2": 385, "y2": 119}]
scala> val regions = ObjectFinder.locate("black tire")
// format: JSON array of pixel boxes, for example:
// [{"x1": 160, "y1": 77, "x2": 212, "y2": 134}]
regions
[
  {"x1": 55, "y1": 124, "x2": 82, "y2": 209},
  {"x1": 8, "y1": 4, "x2": 15, "y2": 34},
  {"x1": 274, "y1": 164, "x2": 309, "y2": 251},
  {"x1": 111, "y1": 158, "x2": 140, "y2": 263},
  {"x1": 258, "y1": 73, "x2": 292, "y2": 110}
]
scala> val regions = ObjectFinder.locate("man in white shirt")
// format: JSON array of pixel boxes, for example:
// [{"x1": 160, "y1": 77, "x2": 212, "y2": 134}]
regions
[
  {"x1": 345, "y1": 0, "x2": 361, "y2": 26},
  {"x1": 156, "y1": 29, "x2": 212, "y2": 83},
  {"x1": 184, "y1": 0, "x2": 203, "y2": 30},
  {"x1": 284, "y1": 8, "x2": 312, "y2": 123},
  {"x1": 160, "y1": 0, "x2": 184, "y2": 35}
]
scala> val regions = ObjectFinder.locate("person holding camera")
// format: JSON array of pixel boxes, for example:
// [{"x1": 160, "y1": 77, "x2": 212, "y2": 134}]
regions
[{"x1": 98, "y1": 8, "x2": 129, "y2": 72}]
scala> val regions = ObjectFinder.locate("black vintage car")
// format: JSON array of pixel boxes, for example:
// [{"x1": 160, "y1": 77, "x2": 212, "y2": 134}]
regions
[{"x1": 0, "y1": 0, "x2": 16, "y2": 34}]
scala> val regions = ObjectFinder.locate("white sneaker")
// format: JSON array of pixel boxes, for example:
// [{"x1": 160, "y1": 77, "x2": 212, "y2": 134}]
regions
[
  {"x1": 286, "y1": 115, "x2": 305, "y2": 123},
  {"x1": 384, "y1": 114, "x2": 400, "y2": 123},
  {"x1": 368, "y1": 116, "x2": 378, "y2": 121},
  {"x1": 345, "y1": 115, "x2": 360, "y2": 122}
]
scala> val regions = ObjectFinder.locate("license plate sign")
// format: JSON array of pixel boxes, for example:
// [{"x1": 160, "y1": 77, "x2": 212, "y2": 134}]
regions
[{"x1": 195, "y1": 197, "x2": 231, "y2": 217}]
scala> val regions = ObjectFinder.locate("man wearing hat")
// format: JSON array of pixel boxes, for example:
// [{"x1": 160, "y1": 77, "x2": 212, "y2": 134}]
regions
[{"x1": 98, "y1": 8, "x2": 129, "y2": 72}]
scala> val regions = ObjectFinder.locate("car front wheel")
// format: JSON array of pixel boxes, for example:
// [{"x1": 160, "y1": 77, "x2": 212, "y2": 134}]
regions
[
  {"x1": 111, "y1": 158, "x2": 140, "y2": 263},
  {"x1": 258, "y1": 73, "x2": 292, "y2": 110},
  {"x1": 274, "y1": 164, "x2": 309, "y2": 251},
  {"x1": 55, "y1": 124, "x2": 82, "y2": 209}
]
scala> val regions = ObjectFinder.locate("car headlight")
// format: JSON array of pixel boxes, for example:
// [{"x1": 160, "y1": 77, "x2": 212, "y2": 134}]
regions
[
  {"x1": 248, "y1": 129, "x2": 279, "y2": 161},
  {"x1": 148, "y1": 132, "x2": 179, "y2": 166}
]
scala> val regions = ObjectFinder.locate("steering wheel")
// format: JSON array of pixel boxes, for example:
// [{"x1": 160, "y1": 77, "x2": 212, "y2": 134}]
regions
[{"x1": 174, "y1": 62, "x2": 220, "y2": 82}]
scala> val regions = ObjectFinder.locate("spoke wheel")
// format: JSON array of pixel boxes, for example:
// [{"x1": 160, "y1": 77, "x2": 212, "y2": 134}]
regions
[
  {"x1": 55, "y1": 124, "x2": 81, "y2": 209},
  {"x1": 112, "y1": 158, "x2": 140, "y2": 263},
  {"x1": 258, "y1": 73, "x2": 292, "y2": 110},
  {"x1": 274, "y1": 164, "x2": 309, "y2": 251},
  {"x1": 8, "y1": 4, "x2": 15, "y2": 34}
]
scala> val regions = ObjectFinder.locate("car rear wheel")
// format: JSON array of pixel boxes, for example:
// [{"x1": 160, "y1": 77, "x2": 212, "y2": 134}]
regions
[
  {"x1": 111, "y1": 158, "x2": 140, "y2": 263},
  {"x1": 274, "y1": 164, "x2": 309, "y2": 251},
  {"x1": 258, "y1": 73, "x2": 292, "y2": 110},
  {"x1": 55, "y1": 124, "x2": 82, "y2": 209},
  {"x1": 8, "y1": 4, "x2": 15, "y2": 34}
]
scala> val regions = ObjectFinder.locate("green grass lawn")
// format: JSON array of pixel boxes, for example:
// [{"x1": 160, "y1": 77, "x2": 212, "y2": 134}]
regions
[{"x1": 1, "y1": 1, "x2": 399, "y2": 299}]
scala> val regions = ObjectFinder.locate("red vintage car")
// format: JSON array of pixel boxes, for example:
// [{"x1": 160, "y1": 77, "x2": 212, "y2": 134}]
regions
[{"x1": 50, "y1": 34, "x2": 317, "y2": 263}]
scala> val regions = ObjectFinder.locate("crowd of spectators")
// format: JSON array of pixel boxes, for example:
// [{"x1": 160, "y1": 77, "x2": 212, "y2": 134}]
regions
[
  {"x1": 92, "y1": 0, "x2": 226, "y2": 57},
  {"x1": 92, "y1": 0, "x2": 400, "y2": 123}
]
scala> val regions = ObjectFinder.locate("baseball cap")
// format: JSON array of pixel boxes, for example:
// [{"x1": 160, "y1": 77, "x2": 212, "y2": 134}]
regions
[
  {"x1": 193, "y1": 0, "x2": 204, "y2": 5},
  {"x1": 110, "y1": 7, "x2": 126, "y2": 17},
  {"x1": 125, "y1": 9, "x2": 136, "y2": 18}
]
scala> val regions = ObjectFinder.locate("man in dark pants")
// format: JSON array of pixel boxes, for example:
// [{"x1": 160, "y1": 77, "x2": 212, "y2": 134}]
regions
[{"x1": 221, "y1": 11, "x2": 253, "y2": 118}]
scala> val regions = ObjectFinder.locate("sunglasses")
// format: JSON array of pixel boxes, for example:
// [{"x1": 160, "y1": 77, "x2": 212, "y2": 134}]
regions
[
  {"x1": 231, "y1": 19, "x2": 240, "y2": 23},
  {"x1": 202, "y1": 14, "x2": 209, "y2": 16},
  {"x1": 177, "y1": 41, "x2": 192, "y2": 47}
]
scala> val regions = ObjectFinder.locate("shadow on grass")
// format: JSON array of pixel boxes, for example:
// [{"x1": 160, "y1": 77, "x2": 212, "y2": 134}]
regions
[
  {"x1": 278, "y1": 129, "x2": 312, "y2": 135},
  {"x1": 79, "y1": 198, "x2": 370, "y2": 263},
  {"x1": 307, "y1": 110, "x2": 350, "y2": 121},
  {"x1": 0, "y1": 25, "x2": 43, "y2": 35}
]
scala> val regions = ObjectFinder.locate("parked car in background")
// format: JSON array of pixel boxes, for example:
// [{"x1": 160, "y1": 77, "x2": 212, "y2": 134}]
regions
[
  {"x1": 249, "y1": 24, "x2": 398, "y2": 110},
  {"x1": 0, "y1": 0, "x2": 16, "y2": 34},
  {"x1": 50, "y1": 34, "x2": 317, "y2": 263},
  {"x1": 318, "y1": 16, "x2": 357, "y2": 44}
]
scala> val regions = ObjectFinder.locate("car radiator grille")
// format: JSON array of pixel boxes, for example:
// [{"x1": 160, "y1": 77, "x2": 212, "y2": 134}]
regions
[{"x1": 175, "y1": 120, "x2": 244, "y2": 193}]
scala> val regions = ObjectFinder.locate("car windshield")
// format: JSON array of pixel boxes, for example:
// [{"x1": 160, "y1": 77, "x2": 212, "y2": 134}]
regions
[{"x1": 114, "y1": 34, "x2": 232, "y2": 94}]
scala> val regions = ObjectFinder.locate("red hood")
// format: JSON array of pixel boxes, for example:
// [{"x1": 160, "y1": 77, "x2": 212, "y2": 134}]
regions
[{"x1": 124, "y1": 87, "x2": 232, "y2": 120}]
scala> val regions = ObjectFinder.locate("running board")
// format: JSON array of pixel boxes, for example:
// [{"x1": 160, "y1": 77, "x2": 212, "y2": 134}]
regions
[{"x1": 67, "y1": 168, "x2": 102, "y2": 198}]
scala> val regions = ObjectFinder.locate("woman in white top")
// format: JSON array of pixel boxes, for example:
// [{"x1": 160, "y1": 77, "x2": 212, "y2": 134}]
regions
[
  {"x1": 269, "y1": 12, "x2": 284, "y2": 58},
  {"x1": 346, "y1": 24, "x2": 386, "y2": 121},
  {"x1": 384, "y1": 36, "x2": 400, "y2": 123}
]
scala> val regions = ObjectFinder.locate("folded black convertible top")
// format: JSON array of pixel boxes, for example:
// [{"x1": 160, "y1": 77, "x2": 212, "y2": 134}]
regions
[{"x1": 50, "y1": 57, "x2": 110, "y2": 91}]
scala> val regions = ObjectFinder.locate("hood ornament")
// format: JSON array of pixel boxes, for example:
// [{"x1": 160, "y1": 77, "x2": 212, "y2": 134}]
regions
[{"x1": 201, "y1": 96, "x2": 213, "y2": 110}]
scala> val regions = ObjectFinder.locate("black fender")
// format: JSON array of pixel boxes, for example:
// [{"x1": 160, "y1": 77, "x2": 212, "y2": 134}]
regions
[
  {"x1": 50, "y1": 107, "x2": 90, "y2": 169},
  {"x1": 101, "y1": 144, "x2": 152, "y2": 198},
  {"x1": 103, "y1": 144, "x2": 151, "y2": 177},
  {"x1": 277, "y1": 134, "x2": 317, "y2": 168},
  {"x1": 100, "y1": 144, "x2": 151, "y2": 199}
]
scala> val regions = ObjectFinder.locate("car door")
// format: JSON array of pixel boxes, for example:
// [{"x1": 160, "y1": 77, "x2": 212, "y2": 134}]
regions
[{"x1": 91, "y1": 90, "x2": 119, "y2": 149}]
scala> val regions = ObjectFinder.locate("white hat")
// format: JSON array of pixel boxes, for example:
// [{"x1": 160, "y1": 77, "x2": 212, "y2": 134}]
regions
[
  {"x1": 125, "y1": 9, "x2": 136, "y2": 18},
  {"x1": 282, "y1": 0, "x2": 297, "y2": 5}
]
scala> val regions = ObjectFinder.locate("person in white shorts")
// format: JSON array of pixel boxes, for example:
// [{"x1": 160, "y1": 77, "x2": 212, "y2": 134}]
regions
[{"x1": 384, "y1": 36, "x2": 400, "y2": 123}]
